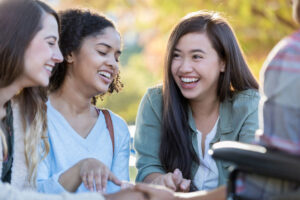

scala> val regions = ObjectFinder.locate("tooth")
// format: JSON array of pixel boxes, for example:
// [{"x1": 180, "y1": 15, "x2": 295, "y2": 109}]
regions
[
  {"x1": 98, "y1": 71, "x2": 111, "y2": 79},
  {"x1": 45, "y1": 66, "x2": 52, "y2": 72},
  {"x1": 181, "y1": 77, "x2": 198, "y2": 83}
]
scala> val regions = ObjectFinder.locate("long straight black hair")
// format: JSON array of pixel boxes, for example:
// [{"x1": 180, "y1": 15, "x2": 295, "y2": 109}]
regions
[{"x1": 160, "y1": 11, "x2": 258, "y2": 180}]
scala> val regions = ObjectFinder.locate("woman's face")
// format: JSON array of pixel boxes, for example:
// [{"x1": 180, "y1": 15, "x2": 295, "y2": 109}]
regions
[
  {"x1": 67, "y1": 27, "x2": 121, "y2": 96},
  {"x1": 23, "y1": 13, "x2": 63, "y2": 87},
  {"x1": 171, "y1": 32, "x2": 225, "y2": 101}
]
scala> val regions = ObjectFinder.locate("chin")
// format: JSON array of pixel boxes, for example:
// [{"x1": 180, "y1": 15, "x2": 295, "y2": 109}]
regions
[
  {"x1": 95, "y1": 86, "x2": 109, "y2": 94},
  {"x1": 36, "y1": 79, "x2": 49, "y2": 87}
]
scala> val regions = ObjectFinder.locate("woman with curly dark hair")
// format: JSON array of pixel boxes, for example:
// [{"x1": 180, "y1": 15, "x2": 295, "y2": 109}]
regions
[{"x1": 36, "y1": 9, "x2": 130, "y2": 195}]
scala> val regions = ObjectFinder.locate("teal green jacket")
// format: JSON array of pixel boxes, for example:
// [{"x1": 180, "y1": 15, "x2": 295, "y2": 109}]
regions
[{"x1": 134, "y1": 86, "x2": 260, "y2": 186}]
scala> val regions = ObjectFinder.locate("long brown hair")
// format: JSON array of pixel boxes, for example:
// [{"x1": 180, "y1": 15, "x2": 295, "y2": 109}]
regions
[
  {"x1": 0, "y1": 0, "x2": 59, "y2": 186},
  {"x1": 160, "y1": 11, "x2": 258, "y2": 181}
]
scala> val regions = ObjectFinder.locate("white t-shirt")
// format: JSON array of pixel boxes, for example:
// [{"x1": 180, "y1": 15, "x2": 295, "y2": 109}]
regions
[
  {"x1": 37, "y1": 101, "x2": 130, "y2": 194},
  {"x1": 193, "y1": 118, "x2": 219, "y2": 190}
]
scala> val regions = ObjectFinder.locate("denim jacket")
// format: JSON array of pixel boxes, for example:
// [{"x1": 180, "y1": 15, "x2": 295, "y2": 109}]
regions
[{"x1": 134, "y1": 86, "x2": 260, "y2": 186}]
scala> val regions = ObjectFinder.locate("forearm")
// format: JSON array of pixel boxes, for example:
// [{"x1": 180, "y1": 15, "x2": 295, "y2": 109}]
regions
[
  {"x1": 58, "y1": 160, "x2": 83, "y2": 192},
  {"x1": 175, "y1": 186, "x2": 226, "y2": 200}
]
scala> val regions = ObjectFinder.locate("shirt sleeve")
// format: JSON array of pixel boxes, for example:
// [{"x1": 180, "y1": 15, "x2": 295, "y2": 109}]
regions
[
  {"x1": 134, "y1": 89, "x2": 166, "y2": 182},
  {"x1": 108, "y1": 119, "x2": 130, "y2": 194},
  {"x1": 36, "y1": 152, "x2": 66, "y2": 194},
  {"x1": 0, "y1": 182, "x2": 105, "y2": 200}
]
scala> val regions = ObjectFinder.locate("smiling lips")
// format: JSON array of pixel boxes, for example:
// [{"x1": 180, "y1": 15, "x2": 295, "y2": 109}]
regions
[
  {"x1": 180, "y1": 76, "x2": 199, "y2": 89},
  {"x1": 98, "y1": 70, "x2": 113, "y2": 84},
  {"x1": 45, "y1": 65, "x2": 54, "y2": 75},
  {"x1": 98, "y1": 71, "x2": 112, "y2": 79}
]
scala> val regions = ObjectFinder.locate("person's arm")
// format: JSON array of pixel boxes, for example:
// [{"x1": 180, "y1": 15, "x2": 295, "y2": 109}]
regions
[
  {"x1": 1, "y1": 181, "x2": 149, "y2": 200},
  {"x1": 134, "y1": 89, "x2": 166, "y2": 183},
  {"x1": 37, "y1": 151, "x2": 67, "y2": 193},
  {"x1": 238, "y1": 91, "x2": 260, "y2": 144},
  {"x1": 135, "y1": 184, "x2": 226, "y2": 200},
  {"x1": 0, "y1": 181, "x2": 105, "y2": 200},
  {"x1": 134, "y1": 89, "x2": 191, "y2": 192},
  {"x1": 108, "y1": 118, "x2": 130, "y2": 193},
  {"x1": 37, "y1": 156, "x2": 121, "y2": 193}
]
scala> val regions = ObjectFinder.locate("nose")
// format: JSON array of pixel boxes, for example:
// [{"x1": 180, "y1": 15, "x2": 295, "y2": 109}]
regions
[
  {"x1": 179, "y1": 57, "x2": 193, "y2": 73},
  {"x1": 106, "y1": 54, "x2": 119, "y2": 71},
  {"x1": 52, "y1": 47, "x2": 63, "y2": 63}
]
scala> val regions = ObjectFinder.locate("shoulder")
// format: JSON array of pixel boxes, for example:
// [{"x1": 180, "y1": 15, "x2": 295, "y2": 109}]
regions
[
  {"x1": 144, "y1": 85, "x2": 163, "y2": 104},
  {"x1": 230, "y1": 89, "x2": 260, "y2": 111},
  {"x1": 274, "y1": 31, "x2": 300, "y2": 53},
  {"x1": 139, "y1": 85, "x2": 163, "y2": 117},
  {"x1": 104, "y1": 110, "x2": 130, "y2": 139},
  {"x1": 263, "y1": 31, "x2": 300, "y2": 68}
]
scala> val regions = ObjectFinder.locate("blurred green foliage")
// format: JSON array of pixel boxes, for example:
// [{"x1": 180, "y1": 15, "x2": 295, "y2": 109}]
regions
[{"x1": 51, "y1": 0, "x2": 298, "y2": 123}]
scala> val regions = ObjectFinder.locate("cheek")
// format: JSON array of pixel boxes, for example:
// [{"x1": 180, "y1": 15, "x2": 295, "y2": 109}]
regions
[{"x1": 170, "y1": 62, "x2": 178, "y2": 77}]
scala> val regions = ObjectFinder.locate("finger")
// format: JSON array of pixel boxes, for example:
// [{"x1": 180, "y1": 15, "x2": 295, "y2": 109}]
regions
[
  {"x1": 81, "y1": 174, "x2": 89, "y2": 190},
  {"x1": 172, "y1": 168, "x2": 183, "y2": 186},
  {"x1": 87, "y1": 172, "x2": 94, "y2": 192},
  {"x1": 163, "y1": 174, "x2": 177, "y2": 191},
  {"x1": 101, "y1": 170, "x2": 108, "y2": 192},
  {"x1": 120, "y1": 181, "x2": 135, "y2": 189},
  {"x1": 108, "y1": 171, "x2": 121, "y2": 186},
  {"x1": 94, "y1": 171, "x2": 102, "y2": 192},
  {"x1": 179, "y1": 179, "x2": 191, "y2": 192}
]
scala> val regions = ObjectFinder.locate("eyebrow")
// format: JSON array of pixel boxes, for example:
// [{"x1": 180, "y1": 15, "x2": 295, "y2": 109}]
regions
[
  {"x1": 97, "y1": 42, "x2": 122, "y2": 54},
  {"x1": 174, "y1": 48, "x2": 206, "y2": 54},
  {"x1": 45, "y1": 35, "x2": 57, "y2": 40}
]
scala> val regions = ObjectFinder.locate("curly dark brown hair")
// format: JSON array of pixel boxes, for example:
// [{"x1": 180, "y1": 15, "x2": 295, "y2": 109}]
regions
[{"x1": 49, "y1": 9, "x2": 123, "y2": 104}]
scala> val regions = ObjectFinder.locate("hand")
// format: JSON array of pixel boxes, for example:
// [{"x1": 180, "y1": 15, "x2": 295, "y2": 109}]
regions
[
  {"x1": 135, "y1": 183, "x2": 179, "y2": 200},
  {"x1": 105, "y1": 188, "x2": 146, "y2": 200},
  {"x1": 151, "y1": 169, "x2": 191, "y2": 192},
  {"x1": 120, "y1": 181, "x2": 135, "y2": 190},
  {"x1": 79, "y1": 158, "x2": 121, "y2": 192}
]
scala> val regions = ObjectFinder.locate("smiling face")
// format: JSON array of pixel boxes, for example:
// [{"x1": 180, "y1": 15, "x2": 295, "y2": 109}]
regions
[
  {"x1": 22, "y1": 13, "x2": 63, "y2": 87},
  {"x1": 171, "y1": 32, "x2": 225, "y2": 101},
  {"x1": 67, "y1": 27, "x2": 121, "y2": 96}
]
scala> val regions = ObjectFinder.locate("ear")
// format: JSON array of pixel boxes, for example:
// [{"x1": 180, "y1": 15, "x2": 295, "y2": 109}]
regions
[
  {"x1": 220, "y1": 60, "x2": 226, "y2": 72},
  {"x1": 65, "y1": 52, "x2": 74, "y2": 63}
]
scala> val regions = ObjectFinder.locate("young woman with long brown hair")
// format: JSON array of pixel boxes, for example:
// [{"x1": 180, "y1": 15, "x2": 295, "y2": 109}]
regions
[
  {"x1": 0, "y1": 0, "x2": 63, "y2": 189},
  {"x1": 134, "y1": 10, "x2": 260, "y2": 193}
]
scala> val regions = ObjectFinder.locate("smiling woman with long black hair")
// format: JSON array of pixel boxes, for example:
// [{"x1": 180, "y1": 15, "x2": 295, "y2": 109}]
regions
[{"x1": 134, "y1": 10, "x2": 259, "y2": 193}]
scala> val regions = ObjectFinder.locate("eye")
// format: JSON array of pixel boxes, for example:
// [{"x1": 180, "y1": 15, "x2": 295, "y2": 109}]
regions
[
  {"x1": 48, "y1": 41, "x2": 55, "y2": 46},
  {"x1": 192, "y1": 54, "x2": 203, "y2": 59},
  {"x1": 172, "y1": 53, "x2": 180, "y2": 59},
  {"x1": 97, "y1": 51, "x2": 107, "y2": 56}
]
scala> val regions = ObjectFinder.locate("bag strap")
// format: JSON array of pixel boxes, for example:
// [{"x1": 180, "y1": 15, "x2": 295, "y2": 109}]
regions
[{"x1": 95, "y1": 108, "x2": 114, "y2": 154}]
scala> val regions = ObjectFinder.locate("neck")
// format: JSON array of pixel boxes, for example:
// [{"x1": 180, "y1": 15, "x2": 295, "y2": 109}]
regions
[
  {"x1": 0, "y1": 82, "x2": 22, "y2": 119},
  {"x1": 189, "y1": 94, "x2": 220, "y2": 120},
  {"x1": 49, "y1": 78, "x2": 93, "y2": 116},
  {"x1": 0, "y1": 82, "x2": 22, "y2": 108}
]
